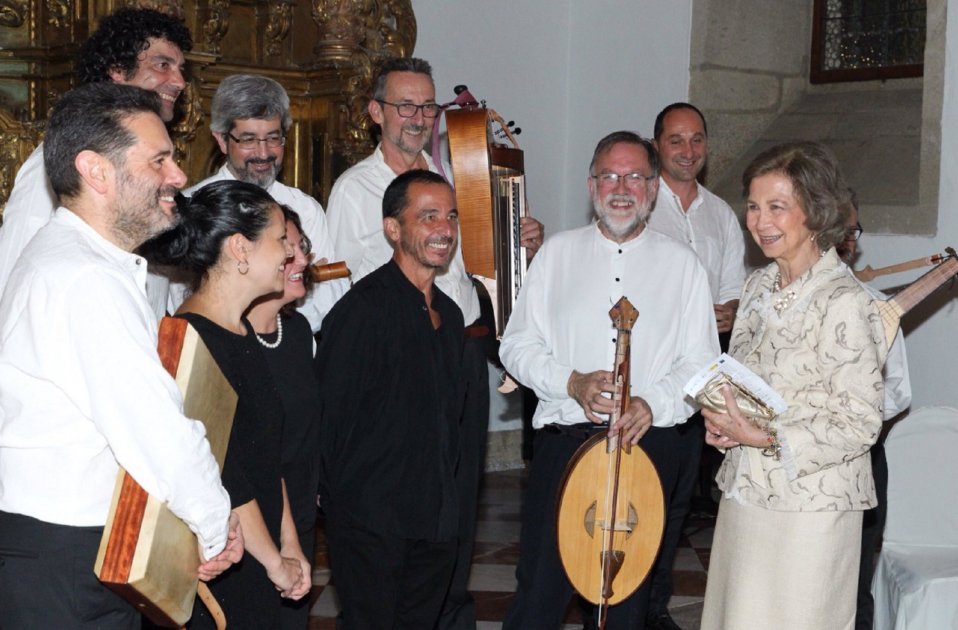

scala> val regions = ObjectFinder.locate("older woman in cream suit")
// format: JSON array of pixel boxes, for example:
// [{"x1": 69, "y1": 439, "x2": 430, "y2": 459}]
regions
[{"x1": 700, "y1": 142, "x2": 886, "y2": 630}]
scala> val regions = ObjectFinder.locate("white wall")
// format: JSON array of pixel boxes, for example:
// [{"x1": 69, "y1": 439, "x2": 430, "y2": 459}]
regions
[{"x1": 411, "y1": 0, "x2": 693, "y2": 231}]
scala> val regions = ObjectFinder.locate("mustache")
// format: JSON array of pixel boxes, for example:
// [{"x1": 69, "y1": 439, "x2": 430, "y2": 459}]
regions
[
  {"x1": 245, "y1": 156, "x2": 277, "y2": 166},
  {"x1": 402, "y1": 123, "x2": 427, "y2": 134}
]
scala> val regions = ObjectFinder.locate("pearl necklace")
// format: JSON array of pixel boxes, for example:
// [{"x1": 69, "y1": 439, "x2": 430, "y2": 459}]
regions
[
  {"x1": 772, "y1": 271, "x2": 797, "y2": 314},
  {"x1": 254, "y1": 314, "x2": 283, "y2": 349}
]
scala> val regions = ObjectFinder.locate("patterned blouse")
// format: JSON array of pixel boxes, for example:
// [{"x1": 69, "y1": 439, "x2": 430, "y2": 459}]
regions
[{"x1": 715, "y1": 249, "x2": 887, "y2": 512}]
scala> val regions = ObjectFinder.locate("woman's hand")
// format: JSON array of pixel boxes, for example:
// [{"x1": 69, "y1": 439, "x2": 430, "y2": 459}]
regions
[
  {"x1": 267, "y1": 555, "x2": 305, "y2": 598},
  {"x1": 280, "y1": 546, "x2": 312, "y2": 600},
  {"x1": 701, "y1": 385, "x2": 769, "y2": 449}
]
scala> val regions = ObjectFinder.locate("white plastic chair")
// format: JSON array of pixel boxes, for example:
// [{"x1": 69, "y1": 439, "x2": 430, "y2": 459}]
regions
[{"x1": 872, "y1": 406, "x2": 958, "y2": 629}]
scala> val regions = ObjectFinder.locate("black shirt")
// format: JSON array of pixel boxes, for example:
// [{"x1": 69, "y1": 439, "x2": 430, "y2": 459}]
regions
[
  {"x1": 315, "y1": 260, "x2": 465, "y2": 542},
  {"x1": 258, "y1": 311, "x2": 322, "y2": 541},
  {"x1": 176, "y1": 313, "x2": 285, "y2": 628}
]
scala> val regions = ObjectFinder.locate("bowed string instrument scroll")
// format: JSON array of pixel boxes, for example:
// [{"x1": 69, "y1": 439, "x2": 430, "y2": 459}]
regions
[{"x1": 555, "y1": 296, "x2": 665, "y2": 629}]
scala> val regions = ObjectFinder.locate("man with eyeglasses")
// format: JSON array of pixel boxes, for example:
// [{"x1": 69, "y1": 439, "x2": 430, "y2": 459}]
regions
[
  {"x1": 326, "y1": 56, "x2": 543, "y2": 630},
  {"x1": 643, "y1": 102, "x2": 746, "y2": 630},
  {"x1": 0, "y1": 7, "x2": 193, "y2": 317},
  {"x1": 499, "y1": 131, "x2": 717, "y2": 629},
  {"x1": 838, "y1": 189, "x2": 911, "y2": 630},
  {"x1": 176, "y1": 74, "x2": 346, "y2": 332}
]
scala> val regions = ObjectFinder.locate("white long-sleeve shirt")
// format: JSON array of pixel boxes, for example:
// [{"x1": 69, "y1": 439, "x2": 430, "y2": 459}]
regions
[
  {"x1": 175, "y1": 165, "x2": 348, "y2": 332},
  {"x1": 0, "y1": 209, "x2": 230, "y2": 557},
  {"x1": 648, "y1": 178, "x2": 746, "y2": 305},
  {"x1": 859, "y1": 281, "x2": 912, "y2": 420},
  {"x1": 0, "y1": 144, "x2": 170, "y2": 319},
  {"x1": 500, "y1": 223, "x2": 719, "y2": 429},
  {"x1": 325, "y1": 145, "x2": 480, "y2": 325}
]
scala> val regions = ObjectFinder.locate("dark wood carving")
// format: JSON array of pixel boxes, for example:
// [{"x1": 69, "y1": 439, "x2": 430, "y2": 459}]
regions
[{"x1": 0, "y1": 0, "x2": 417, "y2": 220}]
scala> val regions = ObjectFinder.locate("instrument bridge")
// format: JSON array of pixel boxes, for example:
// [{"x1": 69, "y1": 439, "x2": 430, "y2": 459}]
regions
[{"x1": 584, "y1": 500, "x2": 639, "y2": 538}]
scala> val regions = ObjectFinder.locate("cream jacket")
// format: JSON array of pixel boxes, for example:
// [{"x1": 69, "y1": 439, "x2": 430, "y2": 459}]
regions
[{"x1": 715, "y1": 249, "x2": 887, "y2": 511}]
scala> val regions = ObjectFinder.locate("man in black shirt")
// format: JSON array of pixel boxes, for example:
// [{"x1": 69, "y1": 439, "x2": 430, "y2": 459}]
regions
[{"x1": 315, "y1": 169, "x2": 465, "y2": 629}]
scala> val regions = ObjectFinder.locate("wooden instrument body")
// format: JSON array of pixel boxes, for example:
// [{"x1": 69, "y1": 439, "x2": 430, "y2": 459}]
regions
[
  {"x1": 94, "y1": 317, "x2": 237, "y2": 627},
  {"x1": 874, "y1": 251, "x2": 957, "y2": 348},
  {"x1": 445, "y1": 107, "x2": 526, "y2": 337},
  {"x1": 556, "y1": 433, "x2": 665, "y2": 605},
  {"x1": 555, "y1": 297, "x2": 666, "y2": 612}
]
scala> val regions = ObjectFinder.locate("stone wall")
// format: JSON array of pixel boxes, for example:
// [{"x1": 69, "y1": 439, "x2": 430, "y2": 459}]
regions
[{"x1": 689, "y1": 0, "x2": 812, "y2": 187}]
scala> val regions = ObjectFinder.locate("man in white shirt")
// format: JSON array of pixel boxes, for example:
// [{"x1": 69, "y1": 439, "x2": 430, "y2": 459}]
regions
[
  {"x1": 644, "y1": 102, "x2": 746, "y2": 630},
  {"x1": 0, "y1": 83, "x2": 241, "y2": 627},
  {"x1": 839, "y1": 191, "x2": 912, "y2": 630},
  {"x1": 326, "y1": 57, "x2": 543, "y2": 629},
  {"x1": 176, "y1": 74, "x2": 346, "y2": 332},
  {"x1": 0, "y1": 8, "x2": 193, "y2": 317},
  {"x1": 500, "y1": 131, "x2": 718, "y2": 629}
]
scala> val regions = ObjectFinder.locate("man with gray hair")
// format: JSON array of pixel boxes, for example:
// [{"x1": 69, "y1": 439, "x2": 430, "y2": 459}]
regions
[
  {"x1": 500, "y1": 131, "x2": 717, "y2": 628},
  {"x1": 179, "y1": 74, "x2": 346, "y2": 331}
]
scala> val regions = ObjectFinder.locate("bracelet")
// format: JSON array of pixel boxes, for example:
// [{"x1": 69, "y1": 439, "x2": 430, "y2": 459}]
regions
[{"x1": 761, "y1": 423, "x2": 782, "y2": 460}]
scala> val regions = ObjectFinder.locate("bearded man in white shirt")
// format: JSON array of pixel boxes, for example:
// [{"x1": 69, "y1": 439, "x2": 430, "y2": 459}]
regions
[
  {"x1": 643, "y1": 102, "x2": 746, "y2": 630},
  {"x1": 500, "y1": 131, "x2": 718, "y2": 629},
  {"x1": 0, "y1": 82, "x2": 242, "y2": 628},
  {"x1": 326, "y1": 57, "x2": 544, "y2": 630},
  {"x1": 172, "y1": 74, "x2": 346, "y2": 332},
  {"x1": 0, "y1": 7, "x2": 193, "y2": 317}
]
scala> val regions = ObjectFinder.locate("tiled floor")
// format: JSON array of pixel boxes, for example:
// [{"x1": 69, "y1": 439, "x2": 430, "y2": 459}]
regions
[{"x1": 307, "y1": 468, "x2": 714, "y2": 629}]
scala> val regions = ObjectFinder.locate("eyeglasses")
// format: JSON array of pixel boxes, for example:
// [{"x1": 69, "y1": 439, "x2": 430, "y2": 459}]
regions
[
  {"x1": 844, "y1": 223, "x2": 863, "y2": 241},
  {"x1": 591, "y1": 172, "x2": 657, "y2": 189},
  {"x1": 376, "y1": 100, "x2": 441, "y2": 118},
  {"x1": 227, "y1": 132, "x2": 286, "y2": 150}
]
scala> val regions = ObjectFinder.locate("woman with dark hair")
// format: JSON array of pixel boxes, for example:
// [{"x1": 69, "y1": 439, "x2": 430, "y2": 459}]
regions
[
  {"x1": 700, "y1": 142, "x2": 886, "y2": 629},
  {"x1": 245, "y1": 205, "x2": 323, "y2": 629},
  {"x1": 141, "y1": 180, "x2": 310, "y2": 628}
]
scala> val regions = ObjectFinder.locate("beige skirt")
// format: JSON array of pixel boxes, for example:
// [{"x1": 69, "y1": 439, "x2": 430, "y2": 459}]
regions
[{"x1": 701, "y1": 497, "x2": 862, "y2": 630}]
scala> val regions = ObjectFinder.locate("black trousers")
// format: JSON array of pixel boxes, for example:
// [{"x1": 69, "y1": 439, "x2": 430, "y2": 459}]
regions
[
  {"x1": 503, "y1": 425, "x2": 681, "y2": 630},
  {"x1": 647, "y1": 330, "x2": 728, "y2": 616},
  {"x1": 327, "y1": 521, "x2": 457, "y2": 630},
  {"x1": 647, "y1": 414, "x2": 705, "y2": 614},
  {"x1": 0, "y1": 510, "x2": 140, "y2": 629},
  {"x1": 438, "y1": 335, "x2": 491, "y2": 630},
  {"x1": 856, "y1": 440, "x2": 888, "y2": 630}
]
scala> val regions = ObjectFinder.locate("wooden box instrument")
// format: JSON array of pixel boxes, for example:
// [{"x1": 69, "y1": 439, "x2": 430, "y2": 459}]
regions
[
  {"x1": 94, "y1": 317, "x2": 237, "y2": 627},
  {"x1": 446, "y1": 103, "x2": 527, "y2": 338}
]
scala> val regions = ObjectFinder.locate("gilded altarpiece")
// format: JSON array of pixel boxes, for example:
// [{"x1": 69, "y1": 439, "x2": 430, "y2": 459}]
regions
[{"x1": 0, "y1": 0, "x2": 417, "y2": 219}]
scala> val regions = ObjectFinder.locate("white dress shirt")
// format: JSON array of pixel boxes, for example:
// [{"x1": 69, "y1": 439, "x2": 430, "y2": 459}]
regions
[
  {"x1": 325, "y1": 145, "x2": 481, "y2": 325},
  {"x1": 176, "y1": 165, "x2": 348, "y2": 332},
  {"x1": 0, "y1": 144, "x2": 170, "y2": 319},
  {"x1": 859, "y1": 281, "x2": 912, "y2": 419},
  {"x1": 0, "y1": 209, "x2": 230, "y2": 557},
  {"x1": 500, "y1": 223, "x2": 719, "y2": 429},
  {"x1": 648, "y1": 178, "x2": 746, "y2": 305}
]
